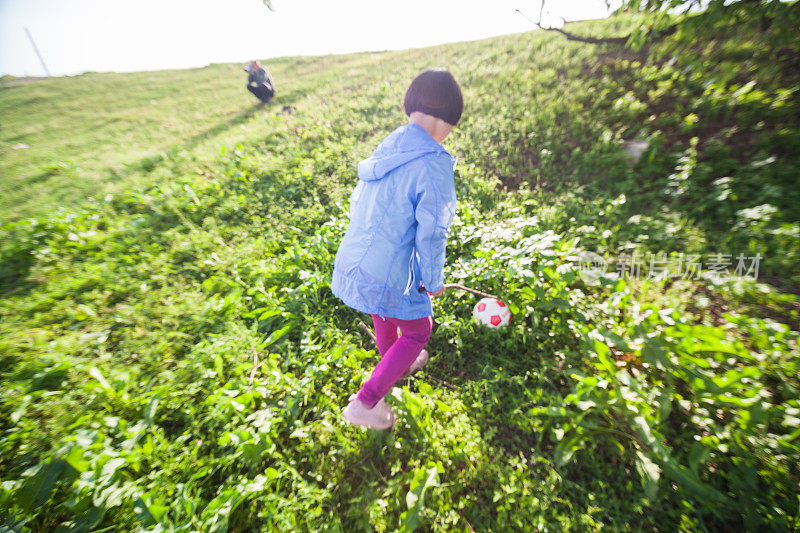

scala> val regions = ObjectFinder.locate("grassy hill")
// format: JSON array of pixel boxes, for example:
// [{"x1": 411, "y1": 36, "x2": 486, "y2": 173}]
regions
[{"x1": 1, "y1": 12, "x2": 799, "y2": 531}]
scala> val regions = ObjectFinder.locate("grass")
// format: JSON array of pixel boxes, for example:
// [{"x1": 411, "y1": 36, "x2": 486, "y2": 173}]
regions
[
  {"x1": 0, "y1": 55, "x2": 363, "y2": 221},
  {"x1": 1, "y1": 11, "x2": 799, "y2": 532}
]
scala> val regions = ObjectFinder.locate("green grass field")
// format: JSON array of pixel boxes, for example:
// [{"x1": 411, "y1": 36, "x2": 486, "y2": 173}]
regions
[{"x1": 1, "y1": 11, "x2": 799, "y2": 531}]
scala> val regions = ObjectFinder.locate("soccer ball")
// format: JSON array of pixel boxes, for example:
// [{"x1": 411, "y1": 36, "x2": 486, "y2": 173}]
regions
[{"x1": 472, "y1": 297, "x2": 511, "y2": 328}]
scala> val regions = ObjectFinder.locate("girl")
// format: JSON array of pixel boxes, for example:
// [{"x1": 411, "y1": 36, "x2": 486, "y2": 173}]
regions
[{"x1": 331, "y1": 69, "x2": 463, "y2": 429}]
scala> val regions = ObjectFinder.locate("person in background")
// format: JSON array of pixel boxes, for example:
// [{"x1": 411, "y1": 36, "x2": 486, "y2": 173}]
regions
[
  {"x1": 332, "y1": 69, "x2": 463, "y2": 430},
  {"x1": 245, "y1": 60, "x2": 275, "y2": 104}
]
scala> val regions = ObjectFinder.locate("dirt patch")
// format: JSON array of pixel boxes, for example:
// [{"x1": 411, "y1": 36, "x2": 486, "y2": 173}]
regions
[{"x1": 686, "y1": 284, "x2": 731, "y2": 327}]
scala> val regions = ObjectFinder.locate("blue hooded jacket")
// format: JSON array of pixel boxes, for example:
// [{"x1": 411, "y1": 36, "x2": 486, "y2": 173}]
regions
[{"x1": 331, "y1": 123, "x2": 457, "y2": 320}]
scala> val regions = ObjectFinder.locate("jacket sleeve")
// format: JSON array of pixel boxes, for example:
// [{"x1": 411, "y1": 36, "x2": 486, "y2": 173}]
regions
[{"x1": 414, "y1": 153, "x2": 457, "y2": 294}]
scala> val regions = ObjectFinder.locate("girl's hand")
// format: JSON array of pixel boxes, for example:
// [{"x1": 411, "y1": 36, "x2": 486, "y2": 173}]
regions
[{"x1": 427, "y1": 287, "x2": 446, "y2": 298}]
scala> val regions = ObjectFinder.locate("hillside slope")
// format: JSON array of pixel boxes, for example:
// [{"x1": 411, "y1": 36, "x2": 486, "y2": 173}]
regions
[{"x1": 1, "y1": 12, "x2": 799, "y2": 531}]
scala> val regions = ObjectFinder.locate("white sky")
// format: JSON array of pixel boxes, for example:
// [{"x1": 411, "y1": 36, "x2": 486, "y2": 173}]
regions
[{"x1": 0, "y1": 0, "x2": 618, "y2": 77}]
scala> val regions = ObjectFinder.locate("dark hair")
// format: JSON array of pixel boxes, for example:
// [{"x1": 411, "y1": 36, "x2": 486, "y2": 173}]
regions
[{"x1": 403, "y1": 69, "x2": 463, "y2": 126}]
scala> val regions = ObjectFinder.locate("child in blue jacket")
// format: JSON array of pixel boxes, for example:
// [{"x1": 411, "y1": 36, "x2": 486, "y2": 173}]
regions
[{"x1": 332, "y1": 69, "x2": 463, "y2": 429}]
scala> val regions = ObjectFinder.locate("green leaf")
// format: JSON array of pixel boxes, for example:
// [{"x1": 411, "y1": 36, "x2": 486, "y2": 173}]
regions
[
  {"x1": 642, "y1": 338, "x2": 670, "y2": 370},
  {"x1": 400, "y1": 465, "x2": 440, "y2": 532},
  {"x1": 635, "y1": 450, "x2": 661, "y2": 499},
  {"x1": 529, "y1": 406, "x2": 568, "y2": 417},
  {"x1": 135, "y1": 495, "x2": 169, "y2": 526},
  {"x1": 688, "y1": 441, "x2": 710, "y2": 476},
  {"x1": 661, "y1": 460, "x2": 727, "y2": 504},
  {"x1": 602, "y1": 330, "x2": 629, "y2": 351},
  {"x1": 554, "y1": 432, "x2": 582, "y2": 467},
  {"x1": 257, "y1": 308, "x2": 282, "y2": 321},
  {"x1": 68, "y1": 505, "x2": 106, "y2": 532},
  {"x1": 63, "y1": 446, "x2": 89, "y2": 473},
  {"x1": 16, "y1": 460, "x2": 66, "y2": 511},
  {"x1": 88, "y1": 366, "x2": 112, "y2": 392},
  {"x1": 214, "y1": 355, "x2": 225, "y2": 382},
  {"x1": 101, "y1": 457, "x2": 126, "y2": 478},
  {"x1": 657, "y1": 388, "x2": 673, "y2": 422},
  {"x1": 144, "y1": 394, "x2": 160, "y2": 425},
  {"x1": 263, "y1": 325, "x2": 291, "y2": 347},
  {"x1": 591, "y1": 338, "x2": 617, "y2": 375}
]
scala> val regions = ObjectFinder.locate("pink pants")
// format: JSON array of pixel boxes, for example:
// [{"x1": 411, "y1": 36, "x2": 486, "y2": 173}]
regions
[{"x1": 356, "y1": 314, "x2": 433, "y2": 407}]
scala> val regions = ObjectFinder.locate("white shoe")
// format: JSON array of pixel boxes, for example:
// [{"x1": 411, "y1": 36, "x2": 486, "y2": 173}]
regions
[
  {"x1": 342, "y1": 397, "x2": 396, "y2": 430},
  {"x1": 402, "y1": 349, "x2": 429, "y2": 378}
]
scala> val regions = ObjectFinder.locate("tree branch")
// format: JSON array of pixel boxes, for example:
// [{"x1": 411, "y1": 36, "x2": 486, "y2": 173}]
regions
[
  {"x1": 249, "y1": 348, "x2": 264, "y2": 386},
  {"x1": 358, "y1": 320, "x2": 377, "y2": 343},
  {"x1": 515, "y1": 8, "x2": 629, "y2": 45}
]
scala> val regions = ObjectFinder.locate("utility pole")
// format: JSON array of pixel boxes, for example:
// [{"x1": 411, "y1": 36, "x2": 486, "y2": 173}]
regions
[{"x1": 24, "y1": 27, "x2": 51, "y2": 77}]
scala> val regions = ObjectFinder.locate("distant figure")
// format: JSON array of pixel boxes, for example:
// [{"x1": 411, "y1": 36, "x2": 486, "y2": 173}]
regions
[{"x1": 245, "y1": 60, "x2": 274, "y2": 104}]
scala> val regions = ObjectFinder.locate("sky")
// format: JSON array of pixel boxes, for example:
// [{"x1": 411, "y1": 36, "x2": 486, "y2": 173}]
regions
[{"x1": 0, "y1": 0, "x2": 619, "y2": 77}]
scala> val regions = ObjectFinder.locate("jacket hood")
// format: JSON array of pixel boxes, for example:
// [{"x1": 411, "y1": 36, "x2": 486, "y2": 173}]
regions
[{"x1": 357, "y1": 123, "x2": 451, "y2": 182}]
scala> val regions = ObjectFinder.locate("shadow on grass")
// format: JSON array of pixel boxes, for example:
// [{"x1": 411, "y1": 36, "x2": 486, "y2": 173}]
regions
[
  {"x1": 0, "y1": 275, "x2": 38, "y2": 299},
  {"x1": 180, "y1": 85, "x2": 310, "y2": 153},
  {"x1": 118, "y1": 86, "x2": 310, "y2": 178},
  {"x1": 0, "y1": 234, "x2": 40, "y2": 298},
  {"x1": 182, "y1": 102, "x2": 265, "y2": 151},
  {"x1": 319, "y1": 429, "x2": 396, "y2": 529}
]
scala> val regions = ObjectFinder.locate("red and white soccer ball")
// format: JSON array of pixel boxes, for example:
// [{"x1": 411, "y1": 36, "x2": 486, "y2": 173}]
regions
[{"x1": 472, "y1": 297, "x2": 511, "y2": 328}]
